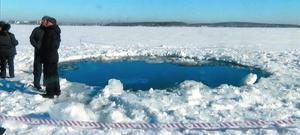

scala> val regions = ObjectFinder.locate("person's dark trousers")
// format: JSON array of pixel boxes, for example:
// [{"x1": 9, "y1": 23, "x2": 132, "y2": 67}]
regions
[
  {"x1": 7, "y1": 55, "x2": 15, "y2": 78},
  {"x1": 43, "y1": 62, "x2": 60, "y2": 96},
  {"x1": 0, "y1": 127, "x2": 5, "y2": 135},
  {"x1": 33, "y1": 54, "x2": 43, "y2": 88},
  {"x1": 0, "y1": 57, "x2": 7, "y2": 78}
]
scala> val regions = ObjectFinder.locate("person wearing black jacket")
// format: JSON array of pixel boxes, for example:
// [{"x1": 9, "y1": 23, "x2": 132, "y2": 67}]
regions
[
  {"x1": 40, "y1": 17, "x2": 61, "y2": 98},
  {"x1": 0, "y1": 22, "x2": 18, "y2": 78},
  {"x1": 30, "y1": 16, "x2": 50, "y2": 89},
  {"x1": 3, "y1": 23, "x2": 19, "y2": 78}
]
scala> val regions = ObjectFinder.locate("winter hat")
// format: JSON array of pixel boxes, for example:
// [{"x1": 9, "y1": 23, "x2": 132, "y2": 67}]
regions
[
  {"x1": 42, "y1": 16, "x2": 51, "y2": 21},
  {"x1": 47, "y1": 17, "x2": 57, "y2": 25}
]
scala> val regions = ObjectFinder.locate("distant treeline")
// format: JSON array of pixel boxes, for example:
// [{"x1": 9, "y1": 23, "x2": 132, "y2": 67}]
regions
[
  {"x1": 105, "y1": 22, "x2": 300, "y2": 28},
  {"x1": 5, "y1": 20, "x2": 300, "y2": 28}
]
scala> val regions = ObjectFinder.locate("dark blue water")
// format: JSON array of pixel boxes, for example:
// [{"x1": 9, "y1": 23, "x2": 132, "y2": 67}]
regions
[{"x1": 58, "y1": 60, "x2": 270, "y2": 90}]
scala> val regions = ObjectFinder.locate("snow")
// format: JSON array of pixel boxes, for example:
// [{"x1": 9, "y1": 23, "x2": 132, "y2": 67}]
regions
[
  {"x1": 243, "y1": 73, "x2": 258, "y2": 85},
  {"x1": 49, "y1": 102, "x2": 96, "y2": 121},
  {"x1": 180, "y1": 80, "x2": 204, "y2": 105},
  {"x1": 102, "y1": 79, "x2": 124, "y2": 98},
  {"x1": 0, "y1": 25, "x2": 300, "y2": 134}
]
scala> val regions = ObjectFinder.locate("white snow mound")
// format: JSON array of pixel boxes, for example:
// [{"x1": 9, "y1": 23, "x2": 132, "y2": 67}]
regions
[
  {"x1": 243, "y1": 73, "x2": 258, "y2": 85},
  {"x1": 179, "y1": 80, "x2": 204, "y2": 105},
  {"x1": 49, "y1": 101, "x2": 96, "y2": 121},
  {"x1": 102, "y1": 79, "x2": 124, "y2": 97},
  {"x1": 106, "y1": 109, "x2": 127, "y2": 123}
]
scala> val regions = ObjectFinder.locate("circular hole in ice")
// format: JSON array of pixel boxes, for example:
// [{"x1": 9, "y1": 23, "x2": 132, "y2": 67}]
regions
[{"x1": 58, "y1": 58, "x2": 271, "y2": 91}]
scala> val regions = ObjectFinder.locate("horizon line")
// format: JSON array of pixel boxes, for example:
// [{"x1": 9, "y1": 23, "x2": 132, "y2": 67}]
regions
[{"x1": 3, "y1": 19, "x2": 300, "y2": 26}]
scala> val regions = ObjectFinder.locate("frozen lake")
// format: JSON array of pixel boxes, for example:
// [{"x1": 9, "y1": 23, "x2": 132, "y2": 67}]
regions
[{"x1": 0, "y1": 25, "x2": 299, "y2": 135}]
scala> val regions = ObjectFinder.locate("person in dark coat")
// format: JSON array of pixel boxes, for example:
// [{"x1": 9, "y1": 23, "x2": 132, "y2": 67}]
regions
[
  {"x1": 0, "y1": 22, "x2": 18, "y2": 78},
  {"x1": 30, "y1": 16, "x2": 50, "y2": 89},
  {"x1": 40, "y1": 17, "x2": 61, "y2": 98},
  {"x1": 3, "y1": 23, "x2": 19, "y2": 78}
]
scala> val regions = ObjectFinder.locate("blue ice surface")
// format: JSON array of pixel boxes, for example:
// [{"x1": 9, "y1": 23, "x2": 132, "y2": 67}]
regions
[
  {"x1": 58, "y1": 60, "x2": 271, "y2": 91},
  {"x1": 0, "y1": 79, "x2": 44, "y2": 95},
  {"x1": 0, "y1": 79, "x2": 26, "y2": 93},
  {"x1": 24, "y1": 113, "x2": 50, "y2": 119}
]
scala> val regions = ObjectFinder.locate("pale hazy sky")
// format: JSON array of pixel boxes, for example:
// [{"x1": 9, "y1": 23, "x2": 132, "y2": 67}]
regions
[{"x1": 1, "y1": 0, "x2": 299, "y2": 24}]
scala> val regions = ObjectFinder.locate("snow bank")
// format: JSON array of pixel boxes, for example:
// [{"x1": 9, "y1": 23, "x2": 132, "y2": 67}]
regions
[
  {"x1": 2, "y1": 120, "x2": 28, "y2": 130},
  {"x1": 102, "y1": 79, "x2": 124, "y2": 98},
  {"x1": 49, "y1": 101, "x2": 96, "y2": 121},
  {"x1": 179, "y1": 80, "x2": 204, "y2": 105}
]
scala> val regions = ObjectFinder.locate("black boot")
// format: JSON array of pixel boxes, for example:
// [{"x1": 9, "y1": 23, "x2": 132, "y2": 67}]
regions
[
  {"x1": 41, "y1": 93, "x2": 54, "y2": 99},
  {"x1": 34, "y1": 85, "x2": 42, "y2": 90},
  {"x1": 54, "y1": 89, "x2": 61, "y2": 96}
]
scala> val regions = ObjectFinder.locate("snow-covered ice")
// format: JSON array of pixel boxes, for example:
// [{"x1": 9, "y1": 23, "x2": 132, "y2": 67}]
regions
[
  {"x1": 102, "y1": 79, "x2": 124, "y2": 98},
  {"x1": 243, "y1": 73, "x2": 258, "y2": 85},
  {"x1": 0, "y1": 25, "x2": 300, "y2": 134}
]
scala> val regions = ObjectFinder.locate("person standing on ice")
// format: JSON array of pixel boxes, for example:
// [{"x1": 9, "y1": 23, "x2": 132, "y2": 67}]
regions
[
  {"x1": 40, "y1": 17, "x2": 61, "y2": 98},
  {"x1": 30, "y1": 16, "x2": 50, "y2": 90},
  {"x1": 0, "y1": 22, "x2": 6, "y2": 78},
  {"x1": 0, "y1": 22, "x2": 18, "y2": 78},
  {"x1": 3, "y1": 23, "x2": 19, "y2": 78}
]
